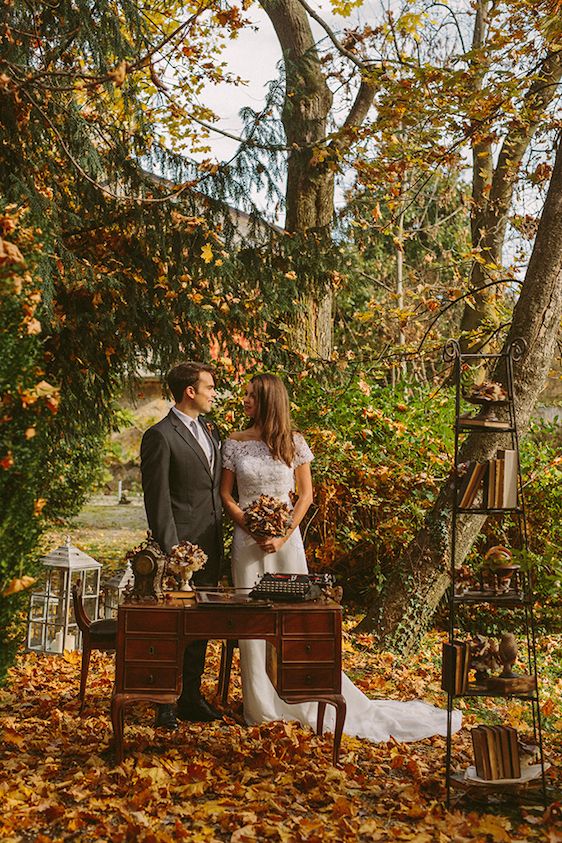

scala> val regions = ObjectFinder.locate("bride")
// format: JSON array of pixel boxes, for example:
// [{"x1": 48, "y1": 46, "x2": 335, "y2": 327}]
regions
[{"x1": 220, "y1": 373, "x2": 462, "y2": 743}]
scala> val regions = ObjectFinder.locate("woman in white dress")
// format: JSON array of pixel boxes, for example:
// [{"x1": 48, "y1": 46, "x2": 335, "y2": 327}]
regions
[{"x1": 220, "y1": 374, "x2": 462, "y2": 743}]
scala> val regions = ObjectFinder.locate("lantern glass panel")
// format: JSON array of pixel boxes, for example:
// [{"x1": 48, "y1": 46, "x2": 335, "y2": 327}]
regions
[
  {"x1": 47, "y1": 568, "x2": 66, "y2": 598},
  {"x1": 29, "y1": 594, "x2": 47, "y2": 621},
  {"x1": 105, "y1": 590, "x2": 119, "y2": 618},
  {"x1": 81, "y1": 569, "x2": 100, "y2": 596},
  {"x1": 28, "y1": 593, "x2": 49, "y2": 650},
  {"x1": 28, "y1": 622, "x2": 45, "y2": 650}
]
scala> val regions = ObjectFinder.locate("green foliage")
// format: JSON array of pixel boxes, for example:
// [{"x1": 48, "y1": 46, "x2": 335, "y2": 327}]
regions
[
  {"x1": 287, "y1": 372, "x2": 455, "y2": 601},
  {"x1": 0, "y1": 207, "x2": 108, "y2": 679},
  {"x1": 518, "y1": 419, "x2": 562, "y2": 611}
]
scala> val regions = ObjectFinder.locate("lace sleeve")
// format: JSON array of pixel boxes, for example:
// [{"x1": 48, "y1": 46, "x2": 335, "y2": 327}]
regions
[
  {"x1": 293, "y1": 433, "x2": 314, "y2": 467},
  {"x1": 221, "y1": 438, "x2": 237, "y2": 472}
]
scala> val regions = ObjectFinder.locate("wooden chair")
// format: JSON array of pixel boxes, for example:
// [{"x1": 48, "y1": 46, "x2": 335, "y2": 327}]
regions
[{"x1": 72, "y1": 580, "x2": 118, "y2": 713}]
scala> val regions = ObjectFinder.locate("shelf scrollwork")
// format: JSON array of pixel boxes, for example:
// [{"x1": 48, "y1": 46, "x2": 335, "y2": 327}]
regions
[{"x1": 443, "y1": 338, "x2": 461, "y2": 363}]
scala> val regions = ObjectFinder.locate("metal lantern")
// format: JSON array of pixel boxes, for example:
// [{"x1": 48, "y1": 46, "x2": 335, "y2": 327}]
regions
[
  {"x1": 27, "y1": 537, "x2": 102, "y2": 653},
  {"x1": 102, "y1": 562, "x2": 134, "y2": 618}
]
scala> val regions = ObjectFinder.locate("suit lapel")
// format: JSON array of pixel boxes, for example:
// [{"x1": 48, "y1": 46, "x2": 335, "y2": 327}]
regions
[{"x1": 169, "y1": 411, "x2": 212, "y2": 476}]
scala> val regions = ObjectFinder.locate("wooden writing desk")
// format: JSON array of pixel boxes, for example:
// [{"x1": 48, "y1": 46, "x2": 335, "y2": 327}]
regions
[{"x1": 111, "y1": 597, "x2": 346, "y2": 764}]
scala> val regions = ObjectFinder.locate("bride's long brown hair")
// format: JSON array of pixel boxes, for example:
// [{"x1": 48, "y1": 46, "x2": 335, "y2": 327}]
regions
[{"x1": 250, "y1": 374, "x2": 295, "y2": 467}]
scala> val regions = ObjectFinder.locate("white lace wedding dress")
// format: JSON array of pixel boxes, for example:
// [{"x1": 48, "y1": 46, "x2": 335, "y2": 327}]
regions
[{"x1": 222, "y1": 435, "x2": 462, "y2": 743}]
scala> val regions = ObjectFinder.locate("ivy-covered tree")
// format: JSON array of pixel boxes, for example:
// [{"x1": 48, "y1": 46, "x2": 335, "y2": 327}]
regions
[{"x1": 356, "y1": 131, "x2": 562, "y2": 650}]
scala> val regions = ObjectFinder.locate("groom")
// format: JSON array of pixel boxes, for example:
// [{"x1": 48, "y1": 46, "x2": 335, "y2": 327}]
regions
[{"x1": 141, "y1": 361, "x2": 223, "y2": 730}]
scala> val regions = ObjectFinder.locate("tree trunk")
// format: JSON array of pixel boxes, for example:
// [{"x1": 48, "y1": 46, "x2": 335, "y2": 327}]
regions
[
  {"x1": 459, "y1": 2, "x2": 562, "y2": 352},
  {"x1": 356, "y1": 135, "x2": 562, "y2": 652},
  {"x1": 260, "y1": 0, "x2": 375, "y2": 359}
]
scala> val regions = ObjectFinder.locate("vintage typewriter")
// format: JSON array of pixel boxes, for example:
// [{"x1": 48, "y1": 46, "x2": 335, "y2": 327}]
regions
[{"x1": 248, "y1": 572, "x2": 334, "y2": 603}]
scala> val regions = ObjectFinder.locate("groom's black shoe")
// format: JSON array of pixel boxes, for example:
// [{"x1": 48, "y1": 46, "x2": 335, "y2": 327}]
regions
[
  {"x1": 177, "y1": 697, "x2": 222, "y2": 723},
  {"x1": 154, "y1": 703, "x2": 178, "y2": 730}
]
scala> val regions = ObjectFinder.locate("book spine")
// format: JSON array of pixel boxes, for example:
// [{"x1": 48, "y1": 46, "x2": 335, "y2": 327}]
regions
[
  {"x1": 441, "y1": 643, "x2": 456, "y2": 694},
  {"x1": 499, "y1": 449, "x2": 518, "y2": 509},
  {"x1": 487, "y1": 459, "x2": 496, "y2": 509},
  {"x1": 471, "y1": 728, "x2": 486, "y2": 778},
  {"x1": 505, "y1": 726, "x2": 521, "y2": 778},
  {"x1": 476, "y1": 726, "x2": 493, "y2": 780},
  {"x1": 481, "y1": 726, "x2": 500, "y2": 780}
]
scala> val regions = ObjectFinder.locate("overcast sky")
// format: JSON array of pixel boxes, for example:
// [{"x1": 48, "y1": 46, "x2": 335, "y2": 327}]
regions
[{"x1": 198, "y1": 6, "x2": 281, "y2": 162}]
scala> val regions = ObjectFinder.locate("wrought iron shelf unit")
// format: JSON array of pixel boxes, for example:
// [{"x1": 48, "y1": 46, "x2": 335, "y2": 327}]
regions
[
  {"x1": 452, "y1": 688, "x2": 538, "y2": 702},
  {"x1": 442, "y1": 338, "x2": 547, "y2": 807},
  {"x1": 452, "y1": 592, "x2": 530, "y2": 607}
]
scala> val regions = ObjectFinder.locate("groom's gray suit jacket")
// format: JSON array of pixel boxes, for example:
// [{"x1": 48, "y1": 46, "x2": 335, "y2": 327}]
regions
[{"x1": 140, "y1": 410, "x2": 223, "y2": 584}]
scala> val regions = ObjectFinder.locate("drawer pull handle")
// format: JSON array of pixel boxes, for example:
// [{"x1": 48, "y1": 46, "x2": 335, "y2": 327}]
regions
[
  {"x1": 227, "y1": 619, "x2": 234, "y2": 630},
  {"x1": 305, "y1": 644, "x2": 312, "y2": 654},
  {"x1": 305, "y1": 674, "x2": 312, "y2": 685},
  {"x1": 146, "y1": 674, "x2": 155, "y2": 685},
  {"x1": 148, "y1": 646, "x2": 155, "y2": 656}
]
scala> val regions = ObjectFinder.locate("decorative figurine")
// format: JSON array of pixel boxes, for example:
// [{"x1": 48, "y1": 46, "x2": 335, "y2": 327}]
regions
[
  {"x1": 485, "y1": 632, "x2": 536, "y2": 693},
  {"x1": 498, "y1": 632, "x2": 518, "y2": 677}
]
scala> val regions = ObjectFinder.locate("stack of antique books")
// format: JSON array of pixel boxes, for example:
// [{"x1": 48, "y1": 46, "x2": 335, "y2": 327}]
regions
[
  {"x1": 441, "y1": 639, "x2": 472, "y2": 694},
  {"x1": 471, "y1": 725, "x2": 521, "y2": 780},
  {"x1": 457, "y1": 449, "x2": 518, "y2": 509}
]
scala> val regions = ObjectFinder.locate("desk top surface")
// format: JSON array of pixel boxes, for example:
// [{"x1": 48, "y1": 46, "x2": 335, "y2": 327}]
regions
[{"x1": 120, "y1": 595, "x2": 342, "y2": 613}]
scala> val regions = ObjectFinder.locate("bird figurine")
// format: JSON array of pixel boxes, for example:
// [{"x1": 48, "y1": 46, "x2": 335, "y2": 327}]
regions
[{"x1": 498, "y1": 632, "x2": 518, "y2": 677}]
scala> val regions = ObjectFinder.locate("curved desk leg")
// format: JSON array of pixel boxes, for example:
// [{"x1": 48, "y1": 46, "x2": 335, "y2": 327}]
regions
[
  {"x1": 332, "y1": 695, "x2": 346, "y2": 766},
  {"x1": 280, "y1": 693, "x2": 346, "y2": 765},
  {"x1": 316, "y1": 701, "x2": 326, "y2": 735}
]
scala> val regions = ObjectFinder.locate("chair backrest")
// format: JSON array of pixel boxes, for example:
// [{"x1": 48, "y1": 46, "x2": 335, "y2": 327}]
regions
[{"x1": 72, "y1": 579, "x2": 91, "y2": 634}]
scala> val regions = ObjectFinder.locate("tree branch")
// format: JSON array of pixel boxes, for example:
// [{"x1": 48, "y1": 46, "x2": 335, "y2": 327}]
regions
[
  {"x1": 487, "y1": 51, "x2": 562, "y2": 239},
  {"x1": 416, "y1": 277, "x2": 522, "y2": 353},
  {"x1": 293, "y1": 0, "x2": 369, "y2": 71}
]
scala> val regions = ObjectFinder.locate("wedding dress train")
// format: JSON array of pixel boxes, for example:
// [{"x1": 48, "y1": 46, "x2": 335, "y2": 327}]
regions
[{"x1": 222, "y1": 436, "x2": 462, "y2": 743}]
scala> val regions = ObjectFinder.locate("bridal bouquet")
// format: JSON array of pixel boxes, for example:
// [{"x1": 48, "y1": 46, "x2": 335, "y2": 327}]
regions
[
  {"x1": 244, "y1": 495, "x2": 292, "y2": 538},
  {"x1": 164, "y1": 540, "x2": 207, "y2": 591}
]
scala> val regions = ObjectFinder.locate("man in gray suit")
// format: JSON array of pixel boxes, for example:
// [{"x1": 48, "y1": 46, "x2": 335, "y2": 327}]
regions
[{"x1": 141, "y1": 361, "x2": 223, "y2": 729}]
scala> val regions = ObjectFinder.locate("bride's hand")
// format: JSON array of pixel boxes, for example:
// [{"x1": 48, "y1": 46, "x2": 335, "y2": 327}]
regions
[{"x1": 256, "y1": 535, "x2": 287, "y2": 554}]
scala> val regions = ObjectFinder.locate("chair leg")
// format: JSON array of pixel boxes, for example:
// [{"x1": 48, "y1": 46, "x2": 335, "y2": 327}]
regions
[
  {"x1": 79, "y1": 641, "x2": 92, "y2": 714},
  {"x1": 217, "y1": 640, "x2": 237, "y2": 705}
]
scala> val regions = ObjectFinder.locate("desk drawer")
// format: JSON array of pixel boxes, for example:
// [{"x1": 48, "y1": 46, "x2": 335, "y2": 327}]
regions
[
  {"x1": 125, "y1": 638, "x2": 178, "y2": 663},
  {"x1": 185, "y1": 611, "x2": 276, "y2": 637},
  {"x1": 123, "y1": 665, "x2": 178, "y2": 693},
  {"x1": 124, "y1": 610, "x2": 179, "y2": 634},
  {"x1": 279, "y1": 666, "x2": 338, "y2": 693},
  {"x1": 281, "y1": 612, "x2": 336, "y2": 637},
  {"x1": 281, "y1": 638, "x2": 335, "y2": 663}
]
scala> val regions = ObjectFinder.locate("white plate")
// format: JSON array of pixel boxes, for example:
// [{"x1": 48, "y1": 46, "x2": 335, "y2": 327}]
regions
[{"x1": 465, "y1": 763, "x2": 550, "y2": 785}]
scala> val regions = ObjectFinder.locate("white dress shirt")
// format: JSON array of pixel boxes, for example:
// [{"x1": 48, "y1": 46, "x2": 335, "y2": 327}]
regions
[{"x1": 172, "y1": 407, "x2": 214, "y2": 469}]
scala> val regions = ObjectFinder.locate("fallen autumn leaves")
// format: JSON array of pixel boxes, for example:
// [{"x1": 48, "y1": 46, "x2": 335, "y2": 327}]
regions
[{"x1": 0, "y1": 627, "x2": 560, "y2": 842}]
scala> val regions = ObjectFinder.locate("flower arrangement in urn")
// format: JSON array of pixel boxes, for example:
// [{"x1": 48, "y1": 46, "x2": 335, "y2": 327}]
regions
[
  {"x1": 244, "y1": 495, "x2": 292, "y2": 538},
  {"x1": 163, "y1": 540, "x2": 207, "y2": 592}
]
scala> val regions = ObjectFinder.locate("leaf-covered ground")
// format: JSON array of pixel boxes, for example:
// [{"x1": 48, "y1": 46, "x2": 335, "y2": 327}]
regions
[{"x1": 1, "y1": 627, "x2": 561, "y2": 842}]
